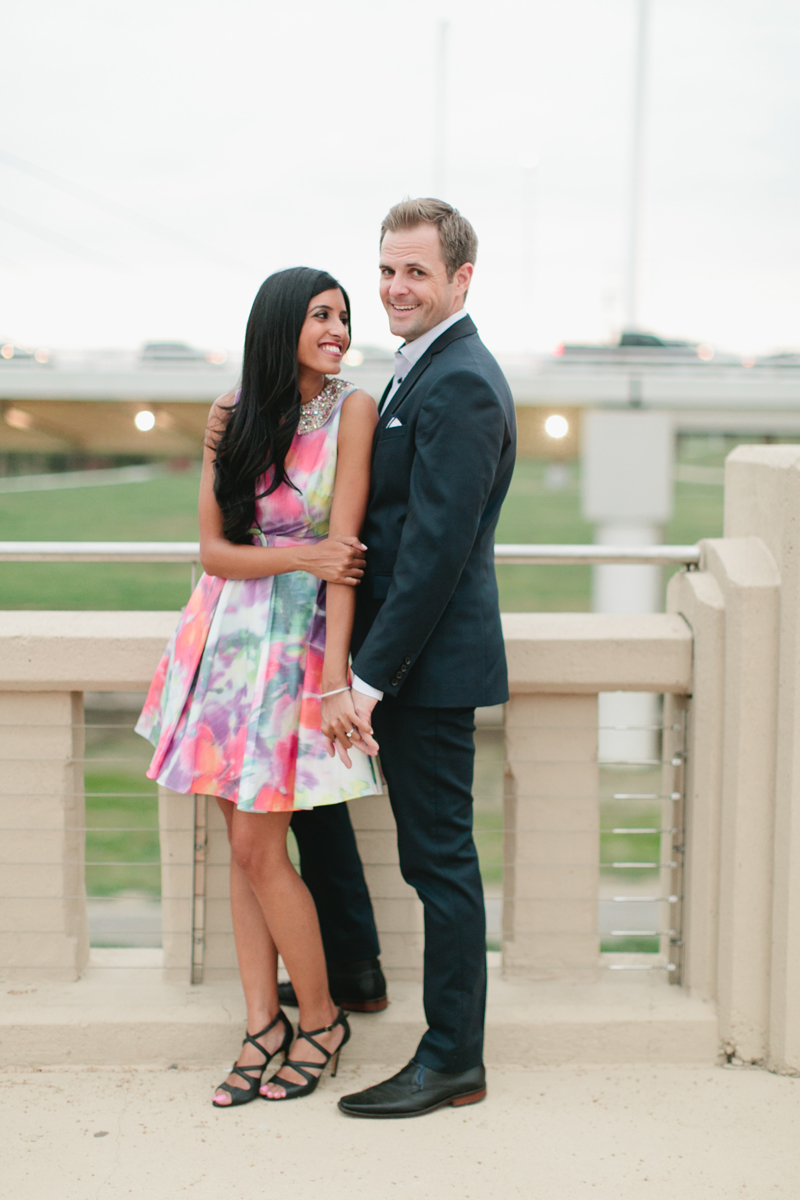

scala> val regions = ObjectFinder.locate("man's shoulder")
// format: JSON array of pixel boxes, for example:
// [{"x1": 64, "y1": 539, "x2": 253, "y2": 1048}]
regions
[{"x1": 431, "y1": 329, "x2": 512, "y2": 400}]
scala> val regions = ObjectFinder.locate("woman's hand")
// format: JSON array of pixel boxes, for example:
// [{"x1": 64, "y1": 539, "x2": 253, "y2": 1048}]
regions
[
  {"x1": 302, "y1": 537, "x2": 367, "y2": 585},
  {"x1": 321, "y1": 689, "x2": 379, "y2": 767}
]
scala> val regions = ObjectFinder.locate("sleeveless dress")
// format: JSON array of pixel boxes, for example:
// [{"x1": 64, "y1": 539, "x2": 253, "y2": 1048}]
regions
[{"x1": 135, "y1": 377, "x2": 384, "y2": 812}]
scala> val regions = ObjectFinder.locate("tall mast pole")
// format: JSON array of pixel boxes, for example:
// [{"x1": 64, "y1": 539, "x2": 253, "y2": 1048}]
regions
[
  {"x1": 433, "y1": 20, "x2": 449, "y2": 197},
  {"x1": 625, "y1": 0, "x2": 650, "y2": 331}
]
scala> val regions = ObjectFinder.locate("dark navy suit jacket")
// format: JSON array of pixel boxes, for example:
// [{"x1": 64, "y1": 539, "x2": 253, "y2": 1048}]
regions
[{"x1": 351, "y1": 316, "x2": 516, "y2": 708}]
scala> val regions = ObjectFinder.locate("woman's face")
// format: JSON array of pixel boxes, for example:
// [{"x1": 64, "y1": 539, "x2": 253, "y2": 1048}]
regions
[{"x1": 296, "y1": 288, "x2": 350, "y2": 376}]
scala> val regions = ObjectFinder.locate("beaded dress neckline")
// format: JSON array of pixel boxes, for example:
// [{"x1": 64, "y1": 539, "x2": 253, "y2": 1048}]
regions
[{"x1": 297, "y1": 377, "x2": 350, "y2": 435}]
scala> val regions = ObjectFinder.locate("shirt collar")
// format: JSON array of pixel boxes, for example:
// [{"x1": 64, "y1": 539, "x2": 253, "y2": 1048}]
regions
[{"x1": 394, "y1": 309, "x2": 470, "y2": 377}]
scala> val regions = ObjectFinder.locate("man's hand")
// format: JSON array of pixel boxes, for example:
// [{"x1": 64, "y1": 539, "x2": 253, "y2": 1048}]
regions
[
  {"x1": 321, "y1": 689, "x2": 379, "y2": 768},
  {"x1": 302, "y1": 537, "x2": 366, "y2": 585},
  {"x1": 351, "y1": 689, "x2": 378, "y2": 732}
]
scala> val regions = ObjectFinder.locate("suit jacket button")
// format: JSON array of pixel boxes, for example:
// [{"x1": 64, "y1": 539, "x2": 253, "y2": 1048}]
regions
[{"x1": 404, "y1": 657, "x2": 411, "y2": 664}]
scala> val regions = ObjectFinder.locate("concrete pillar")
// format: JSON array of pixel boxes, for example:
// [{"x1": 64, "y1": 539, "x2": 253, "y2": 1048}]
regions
[
  {"x1": 582, "y1": 411, "x2": 674, "y2": 760},
  {"x1": 503, "y1": 694, "x2": 599, "y2": 976},
  {"x1": 724, "y1": 447, "x2": 800, "y2": 1072},
  {"x1": 348, "y1": 794, "x2": 424, "y2": 980},
  {"x1": 666, "y1": 566, "x2": 725, "y2": 1002},
  {"x1": 0, "y1": 691, "x2": 89, "y2": 981}
]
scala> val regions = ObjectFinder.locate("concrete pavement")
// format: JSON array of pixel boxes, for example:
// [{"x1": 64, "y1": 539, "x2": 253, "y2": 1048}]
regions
[{"x1": 2, "y1": 1061, "x2": 798, "y2": 1199}]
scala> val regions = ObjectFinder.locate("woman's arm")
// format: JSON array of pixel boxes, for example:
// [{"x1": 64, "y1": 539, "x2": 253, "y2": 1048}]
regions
[
  {"x1": 198, "y1": 394, "x2": 366, "y2": 584},
  {"x1": 320, "y1": 389, "x2": 380, "y2": 763}
]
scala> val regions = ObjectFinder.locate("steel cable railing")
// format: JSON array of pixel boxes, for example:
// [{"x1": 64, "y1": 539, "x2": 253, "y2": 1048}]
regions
[{"x1": 0, "y1": 727, "x2": 686, "y2": 969}]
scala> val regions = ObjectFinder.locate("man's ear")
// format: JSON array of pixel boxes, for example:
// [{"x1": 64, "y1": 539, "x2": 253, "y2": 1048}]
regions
[{"x1": 454, "y1": 262, "x2": 474, "y2": 296}]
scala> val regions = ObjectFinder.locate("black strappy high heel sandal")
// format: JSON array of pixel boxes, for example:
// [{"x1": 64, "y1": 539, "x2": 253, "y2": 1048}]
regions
[
  {"x1": 212, "y1": 1009, "x2": 293, "y2": 1108},
  {"x1": 261, "y1": 1008, "x2": 350, "y2": 1102}
]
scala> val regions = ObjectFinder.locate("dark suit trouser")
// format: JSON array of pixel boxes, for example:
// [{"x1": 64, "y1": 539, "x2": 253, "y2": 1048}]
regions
[
  {"x1": 289, "y1": 804, "x2": 380, "y2": 964},
  {"x1": 372, "y1": 699, "x2": 487, "y2": 1073}
]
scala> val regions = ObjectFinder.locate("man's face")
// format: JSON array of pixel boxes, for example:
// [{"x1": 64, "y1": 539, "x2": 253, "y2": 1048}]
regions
[{"x1": 379, "y1": 223, "x2": 473, "y2": 342}]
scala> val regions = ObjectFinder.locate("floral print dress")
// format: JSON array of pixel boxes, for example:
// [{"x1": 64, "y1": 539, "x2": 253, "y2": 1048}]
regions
[{"x1": 135, "y1": 378, "x2": 384, "y2": 812}]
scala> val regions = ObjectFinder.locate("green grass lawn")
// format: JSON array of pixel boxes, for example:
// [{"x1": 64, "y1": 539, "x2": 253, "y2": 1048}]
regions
[
  {"x1": 0, "y1": 469, "x2": 200, "y2": 609},
  {"x1": 84, "y1": 713, "x2": 160, "y2": 899},
  {"x1": 0, "y1": 457, "x2": 726, "y2": 611}
]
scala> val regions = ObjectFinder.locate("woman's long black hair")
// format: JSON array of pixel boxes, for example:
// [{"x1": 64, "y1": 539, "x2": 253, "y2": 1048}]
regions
[{"x1": 213, "y1": 266, "x2": 351, "y2": 544}]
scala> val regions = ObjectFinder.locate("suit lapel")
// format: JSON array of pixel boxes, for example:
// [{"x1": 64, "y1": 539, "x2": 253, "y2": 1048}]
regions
[
  {"x1": 375, "y1": 316, "x2": 478, "y2": 439},
  {"x1": 377, "y1": 378, "x2": 392, "y2": 411}
]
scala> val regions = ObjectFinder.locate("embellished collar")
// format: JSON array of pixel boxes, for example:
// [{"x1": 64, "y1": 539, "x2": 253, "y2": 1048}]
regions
[{"x1": 297, "y1": 376, "x2": 349, "y2": 435}]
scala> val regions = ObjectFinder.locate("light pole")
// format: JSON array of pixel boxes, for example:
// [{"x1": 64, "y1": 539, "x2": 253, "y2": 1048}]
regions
[
  {"x1": 625, "y1": 0, "x2": 650, "y2": 332},
  {"x1": 433, "y1": 20, "x2": 449, "y2": 196}
]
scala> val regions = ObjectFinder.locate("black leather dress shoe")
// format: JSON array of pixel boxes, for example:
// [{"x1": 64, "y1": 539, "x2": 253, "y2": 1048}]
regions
[
  {"x1": 338, "y1": 1060, "x2": 486, "y2": 1118},
  {"x1": 277, "y1": 958, "x2": 388, "y2": 1013}
]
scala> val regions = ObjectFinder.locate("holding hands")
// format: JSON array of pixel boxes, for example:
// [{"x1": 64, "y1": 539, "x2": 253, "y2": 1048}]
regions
[{"x1": 321, "y1": 688, "x2": 379, "y2": 767}]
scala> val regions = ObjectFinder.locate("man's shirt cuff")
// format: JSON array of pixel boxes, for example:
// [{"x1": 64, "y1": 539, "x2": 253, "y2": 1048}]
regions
[{"x1": 351, "y1": 674, "x2": 384, "y2": 701}]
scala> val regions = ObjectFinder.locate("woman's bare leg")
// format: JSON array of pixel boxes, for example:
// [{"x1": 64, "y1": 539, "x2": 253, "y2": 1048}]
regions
[
  {"x1": 212, "y1": 798, "x2": 285, "y2": 1106},
  {"x1": 227, "y1": 809, "x2": 345, "y2": 1098}
]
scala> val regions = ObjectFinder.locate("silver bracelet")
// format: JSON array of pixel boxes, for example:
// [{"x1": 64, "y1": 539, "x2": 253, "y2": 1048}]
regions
[{"x1": 319, "y1": 686, "x2": 351, "y2": 699}]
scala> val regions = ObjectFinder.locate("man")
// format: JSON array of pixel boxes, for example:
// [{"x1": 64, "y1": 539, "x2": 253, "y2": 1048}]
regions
[{"x1": 315, "y1": 197, "x2": 516, "y2": 1117}]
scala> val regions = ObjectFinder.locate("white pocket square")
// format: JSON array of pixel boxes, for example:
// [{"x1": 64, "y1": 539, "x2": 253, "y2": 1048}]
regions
[{"x1": 386, "y1": 416, "x2": 403, "y2": 428}]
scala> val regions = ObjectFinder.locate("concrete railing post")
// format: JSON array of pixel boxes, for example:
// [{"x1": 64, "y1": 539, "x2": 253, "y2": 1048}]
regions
[
  {"x1": 704, "y1": 538, "x2": 780, "y2": 1063},
  {"x1": 724, "y1": 447, "x2": 800, "y2": 1072},
  {"x1": 503, "y1": 694, "x2": 599, "y2": 975},
  {"x1": 0, "y1": 691, "x2": 89, "y2": 981}
]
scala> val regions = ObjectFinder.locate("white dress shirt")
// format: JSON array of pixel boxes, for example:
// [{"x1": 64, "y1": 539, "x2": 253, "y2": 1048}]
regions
[
  {"x1": 379, "y1": 307, "x2": 470, "y2": 415},
  {"x1": 352, "y1": 308, "x2": 471, "y2": 701}
]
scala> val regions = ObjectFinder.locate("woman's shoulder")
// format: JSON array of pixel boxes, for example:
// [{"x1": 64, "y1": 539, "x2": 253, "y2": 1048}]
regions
[
  {"x1": 205, "y1": 389, "x2": 238, "y2": 446},
  {"x1": 208, "y1": 388, "x2": 237, "y2": 421},
  {"x1": 340, "y1": 385, "x2": 377, "y2": 413},
  {"x1": 338, "y1": 385, "x2": 379, "y2": 441}
]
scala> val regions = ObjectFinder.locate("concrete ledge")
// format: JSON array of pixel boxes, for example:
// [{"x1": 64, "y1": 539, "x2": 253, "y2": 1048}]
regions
[
  {"x1": 0, "y1": 610, "x2": 693, "y2": 695},
  {"x1": 0, "y1": 611, "x2": 180, "y2": 691},
  {"x1": 502, "y1": 612, "x2": 693, "y2": 694},
  {"x1": 0, "y1": 951, "x2": 718, "y2": 1068}
]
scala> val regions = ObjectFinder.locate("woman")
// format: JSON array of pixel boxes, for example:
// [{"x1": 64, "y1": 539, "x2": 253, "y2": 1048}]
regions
[{"x1": 136, "y1": 267, "x2": 382, "y2": 1106}]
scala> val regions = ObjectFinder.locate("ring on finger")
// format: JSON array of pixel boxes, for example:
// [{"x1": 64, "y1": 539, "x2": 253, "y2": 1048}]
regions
[{"x1": 345, "y1": 728, "x2": 355, "y2": 738}]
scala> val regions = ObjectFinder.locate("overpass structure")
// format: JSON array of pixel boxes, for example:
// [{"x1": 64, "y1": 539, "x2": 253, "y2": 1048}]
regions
[{"x1": 1, "y1": 350, "x2": 799, "y2": 457}]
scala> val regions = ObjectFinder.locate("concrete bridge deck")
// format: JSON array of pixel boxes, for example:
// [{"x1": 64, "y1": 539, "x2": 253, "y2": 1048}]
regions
[{"x1": 2, "y1": 1058, "x2": 797, "y2": 1199}]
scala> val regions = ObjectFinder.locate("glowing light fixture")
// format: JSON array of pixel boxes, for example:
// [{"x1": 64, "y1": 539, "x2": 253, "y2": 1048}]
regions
[
  {"x1": 545, "y1": 414, "x2": 569, "y2": 439},
  {"x1": 343, "y1": 348, "x2": 364, "y2": 367},
  {"x1": 205, "y1": 350, "x2": 227, "y2": 364},
  {"x1": 1, "y1": 344, "x2": 13, "y2": 359},
  {"x1": 696, "y1": 343, "x2": 715, "y2": 361},
  {"x1": 5, "y1": 407, "x2": 34, "y2": 431},
  {"x1": 135, "y1": 410, "x2": 156, "y2": 432},
  {"x1": 34, "y1": 348, "x2": 50, "y2": 363}
]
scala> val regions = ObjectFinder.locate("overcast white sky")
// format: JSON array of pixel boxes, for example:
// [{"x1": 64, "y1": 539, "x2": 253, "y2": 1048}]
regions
[{"x1": 2, "y1": 0, "x2": 799, "y2": 356}]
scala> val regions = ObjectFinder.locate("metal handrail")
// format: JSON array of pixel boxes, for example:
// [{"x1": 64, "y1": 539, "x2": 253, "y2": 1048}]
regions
[
  {"x1": 494, "y1": 544, "x2": 700, "y2": 566},
  {"x1": 0, "y1": 541, "x2": 702, "y2": 566},
  {"x1": 0, "y1": 541, "x2": 199, "y2": 562}
]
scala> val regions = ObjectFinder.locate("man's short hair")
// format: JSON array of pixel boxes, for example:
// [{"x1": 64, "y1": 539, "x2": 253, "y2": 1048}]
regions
[{"x1": 380, "y1": 198, "x2": 478, "y2": 280}]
